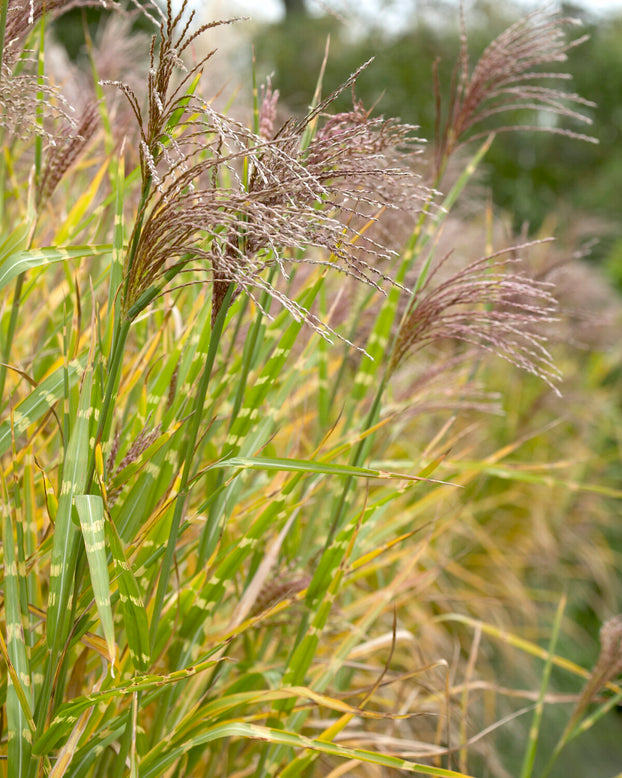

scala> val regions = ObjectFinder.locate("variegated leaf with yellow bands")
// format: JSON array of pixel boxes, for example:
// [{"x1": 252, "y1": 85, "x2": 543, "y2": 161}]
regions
[
  {"x1": 47, "y1": 365, "x2": 94, "y2": 655},
  {"x1": 104, "y1": 515, "x2": 151, "y2": 672},
  {"x1": 0, "y1": 358, "x2": 85, "y2": 457},
  {"x1": 75, "y1": 495, "x2": 115, "y2": 666},
  {"x1": 0, "y1": 245, "x2": 111, "y2": 292},
  {"x1": 1, "y1": 475, "x2": 35, "y2": 774}
]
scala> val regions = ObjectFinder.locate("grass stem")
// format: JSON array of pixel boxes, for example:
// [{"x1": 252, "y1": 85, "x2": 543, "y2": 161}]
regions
[{"x1": 149, "y1": 283, "x2": 235, "y2": 648}]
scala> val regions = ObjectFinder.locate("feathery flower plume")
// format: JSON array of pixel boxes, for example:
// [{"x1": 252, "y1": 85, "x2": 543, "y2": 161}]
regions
[
  {"x1": 0, "y1": 1, "x2": 111, "y2": 138},
  {"x1": 596, "y1": 615, "x2": 622, "y2": 682},
  {"x1": 2, "y1": 0, "x2": 114, "y2": 63},
  {"x1": 551, "y1": 614, "x2": 622, "y2": 758},
  {"x1": 109, "y1": 4, "x2": 431, "y2": 337},
  {"x1": 258, "y1": 76, "x2": 279, "y2": 141},
  {"x1": 391, "y1": 244, "x2": 562, "y2": 392},
  {"x1": 102, "y1": 0, "x2": 238, "y2": 189},
  {"x1": 128, "y1": 95, "x2": 429, "y2": 330},
  {"x1": 434, "y1": 5, "x2": 596, "y2": 179},
  {"x1": 250, "y1": 571, "x2": 311, "y2": 618},
  {"x1": 36, "y1": 101, "x2": 99, "y2": 207}
]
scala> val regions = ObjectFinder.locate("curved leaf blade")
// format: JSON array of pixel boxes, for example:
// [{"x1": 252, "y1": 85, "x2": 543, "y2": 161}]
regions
[
  {"x1": 75, "y1": 495, "x2": 115, "y2": 666},
  {"x1": 0, "y1": 245, "x2": 111, "y2": 292}
]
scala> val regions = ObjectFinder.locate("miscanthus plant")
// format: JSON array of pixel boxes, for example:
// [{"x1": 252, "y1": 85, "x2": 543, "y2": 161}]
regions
[{"x1": 1, "y1": 2, "x2": 619, "y2": 776}]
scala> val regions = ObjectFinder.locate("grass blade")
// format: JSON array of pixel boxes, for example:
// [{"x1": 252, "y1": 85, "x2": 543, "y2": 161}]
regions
[
  {"x1": 1, "y1": 474, "x2": 35, "y2": 774},
  {"x1": 105, "y1": 516, "x2": 151, "y2": 672},
  {"x1": 519, "y1": 593, "x2": 566, "y2": 778},
  {"x1": 34, "y1": 654, "x2": 224, "y2": 756},
  {"x1": 0, "y1": 245, "x2": 111, "y2": 292},
  {"x1": 208, "y1": 455, "x2": 442, "y2": 481},
  {"x1": 74, "y1": 495, "x2": 115, "y2": 667},
  {"x1": 140, "y1": 721, "x2": 476, "y2": 778},
  {"x1": 47, "y1": 365, "x2": 93, "y2": 656},
  {"x1": 0, "y1": 361, "x2": 86, "y2": 458}
]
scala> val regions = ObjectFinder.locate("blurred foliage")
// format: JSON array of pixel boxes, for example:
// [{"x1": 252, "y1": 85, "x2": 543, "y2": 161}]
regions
[
  {"x1": 51, "y1": 0, "x2": 155, "y2": 60},
  {"x1": 254, "y1": 1, "x2": 622, "y2": 253}
]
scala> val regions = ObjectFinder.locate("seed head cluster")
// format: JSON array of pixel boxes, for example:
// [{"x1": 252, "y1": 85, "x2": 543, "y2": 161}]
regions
[
  {"x1": 0, "y1": 1, "x2": 109, "y2": 139},
  {"x1": 391, "y1": 245, "x2": 562, "y2": 391},
  {"x1": 258, "y1": 77, "x2": 279, "y2": 141},
  {"x1": 3, "y1": 0, "x2": 596, "y2": 389},
  {"x1": 110, "y1": 3, "x2": 431, "y2": 334},
  {"x1": 434, "y1": 5, "x2": 596, "y2": 179},
  {"x1": 560, "y1": 614, "x2": 622, "y2": 743},
  {"x1": 37, "y1": 101, "x2": 100, "y2": 207}
]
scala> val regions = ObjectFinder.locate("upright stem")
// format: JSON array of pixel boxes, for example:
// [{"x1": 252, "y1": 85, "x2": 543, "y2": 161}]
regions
[
  {"x1": 85, "y1": 175, "x2": 154, "y2": 489},
  {"x1": 86, "y1": 317, "x2": 131, "y2": 490},
  {"x1": 149, "y1": 283, "x2": 235, "y2": 649},
  {"x1": 122, "y1": 177, "x2": 152, "y2": 311},
  {"x1": 322, "y1": 368, "x2": 388, "y2": 554}
]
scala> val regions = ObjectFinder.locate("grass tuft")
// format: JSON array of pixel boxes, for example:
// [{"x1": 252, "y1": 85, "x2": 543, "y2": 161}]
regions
[{"x1": 0, "y1": 2, "x2": 619, "y2": 776}]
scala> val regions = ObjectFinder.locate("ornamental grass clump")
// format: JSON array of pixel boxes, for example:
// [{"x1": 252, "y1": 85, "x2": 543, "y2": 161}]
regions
[{"x1": 1, "y1": 2, "x2": 618, "y2": 777}]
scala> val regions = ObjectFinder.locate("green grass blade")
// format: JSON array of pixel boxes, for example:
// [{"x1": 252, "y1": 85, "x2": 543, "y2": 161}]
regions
[
  {"x1": 140, "y1": 721, "x2": 476, "y2": 778},
  {"x1": 108, "y1": 152, "x2": 125, "y2": 334},
  {"x1": 19, "y1": 451, "x2": 39, "y2": 650},
  {"x1": 0, "y1": 245, "x2": 111, "y2": 292},
  {"x1": 317, "y1": 284, "x2": 330, "y2": 429},
  {"x1": 520, "y1": 594, "x2": 566, "y2": 778},
  {"x1": 47, "y1": 365, "x2": 94, "y2": 655},
  {"x1": 63, "y1": 729, "x2": 125, "y2": 778},
  {"x1": 33, "y1": 655, "x2": 223, "y2": 756},
  {"x1": 74, "y1": 495, "x2": 115, "y2": 667},
  {"x1": 105, "y1": 517, "x2": 151, "y2": 672},
  {"x1": 209, "y1": 455, "x2": 433, "y2": 481},
  {"x1": 1, "y1": 475, "x2": 36, "y2": 774}
]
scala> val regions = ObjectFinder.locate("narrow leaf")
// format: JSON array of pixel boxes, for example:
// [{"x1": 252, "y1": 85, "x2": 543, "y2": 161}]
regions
[
  {"x1": 105, "y1": 517, "x2": 151, "y2": 671},
  {"x1": 520, "y1": 594, "x2": 566, "y2": 778},
  {"x1": 0, "y1": 358, "x2": 85, "y2": 457},
  {"x1": 75, "y1": 495, "x2": 115, "y2": 666},
  {"x1": 1, "y1": 477, "x2": 35, "y2": 774},
  {"x1": 208, "y1": 455, "x2": 446, "y2": 482},
  {"x1": 140, "y1": 721, "x2": 475, "y2": 778},
  {"x1": 0, "y1": 245, "x2": 110, "y2": 292},
  {"x1": 47, "y1": 366, "x2": 93, "y2": 654},
  {"x1": 34, "y1": 655, "x2": 223, "y2": 756}
]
